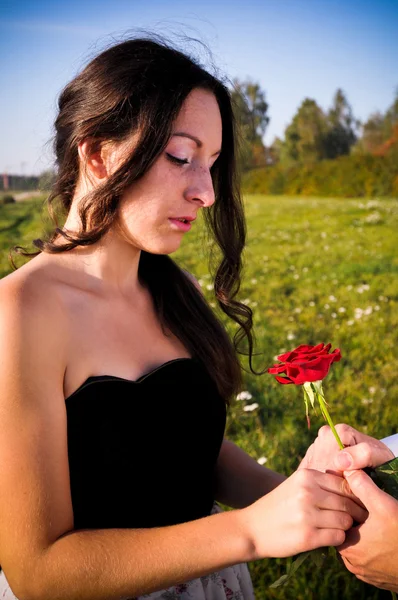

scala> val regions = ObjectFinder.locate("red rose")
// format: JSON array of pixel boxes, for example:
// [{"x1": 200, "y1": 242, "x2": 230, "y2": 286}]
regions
[{"x1": 268, "y1": 342, "x2": 341, "y2": 385}]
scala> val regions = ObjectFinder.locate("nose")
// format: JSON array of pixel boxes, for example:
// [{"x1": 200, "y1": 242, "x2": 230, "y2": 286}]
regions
[{"x1": 184, "y1": 166, "x2": 215, "y2": 208}]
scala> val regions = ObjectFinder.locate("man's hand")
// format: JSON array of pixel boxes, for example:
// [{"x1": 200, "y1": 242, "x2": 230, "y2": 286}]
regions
[
  {"x1": 299, "y1": 424, "x2": 394, "y2": 473},
  {"x1": 338, "y1": 469, "x2": 398, "y2": 593}
]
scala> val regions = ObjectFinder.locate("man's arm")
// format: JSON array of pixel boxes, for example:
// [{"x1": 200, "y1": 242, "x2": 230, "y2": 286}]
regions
[
  {"x1": 214, "y1": 439, "x2": 286, "y2": 508},
  {"x1": 300, "y1": 424, "x2": 398, "y2": 593},
  {"x1": 379, "y1": 432, "x2": 398, "y2": 457},
  {"x1": 338, "y1": 469, "x2": 398, "y2": 593}
]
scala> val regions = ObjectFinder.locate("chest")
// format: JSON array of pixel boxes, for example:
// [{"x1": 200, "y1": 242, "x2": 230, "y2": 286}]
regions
[{"x1": 62, "y1": 289, "x2": 190, "y2": 400}]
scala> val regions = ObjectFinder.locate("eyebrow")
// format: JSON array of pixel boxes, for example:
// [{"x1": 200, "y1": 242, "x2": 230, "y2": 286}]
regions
[{"x1": 172, "y1": 132, "x2": 221, "y2": 156}]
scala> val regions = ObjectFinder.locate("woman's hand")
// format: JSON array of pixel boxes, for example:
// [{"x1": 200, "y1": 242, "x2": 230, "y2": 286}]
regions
[{"x1": 241, "y1": 468, "x2": 368, "y2": 560}]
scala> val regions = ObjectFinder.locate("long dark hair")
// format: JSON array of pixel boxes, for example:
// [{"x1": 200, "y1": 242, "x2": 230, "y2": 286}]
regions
[{"x1": 11, "y1": 36, "x2": 259, "y2": 404}]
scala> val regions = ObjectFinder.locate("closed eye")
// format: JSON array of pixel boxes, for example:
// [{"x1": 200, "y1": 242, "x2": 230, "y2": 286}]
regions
[{"x1": 166, "y1": 153, "x2": 189, "y2": 166}]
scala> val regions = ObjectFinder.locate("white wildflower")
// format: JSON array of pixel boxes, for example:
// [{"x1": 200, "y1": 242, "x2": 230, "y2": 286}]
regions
[
  {"x1": 361, "y1": 398, "x2": 373, "y2": 405},
  {"x1": 329, "y1": 295, "x2": 337, "y2": 302},
  {"x1": 236, "y1": 391, "x2": 252, "y2": 401},
  {"x1": 257, "y1": 457, "x2": 268, "y2": 465},
  {"x1": 243, "y1": 403, "x2": 259, "y2": 412},
  {"x1": 347, "y1": 320, "x2": 354, "y2": 326},
  {"x1": 369, "y1": 386, "x2": 376, "y2": 395},
  {"x1": 309, "y1": 301, "x2": 315, "y2": 307},
  {"x1": 324, "y1": 304, "x2": 330, "y2": 310},
  {"x1": 365, "y1": 211, "x2": 382, "y2": 224},
  {"x1": 251, "y1": 278, "x2": 258, "y2": 284},
  {"x1": 338, "y1": 307, "x2": 346, "y2": 313},
  {"x1": 331, "y1": 313, "x2": 337, "y2": 318},
  {"x1": 287, "y1": 332, "x2": 296, "y2": 341},
  {"x1": 206, "y1": 284, "x2": 213, "y2": 291}
]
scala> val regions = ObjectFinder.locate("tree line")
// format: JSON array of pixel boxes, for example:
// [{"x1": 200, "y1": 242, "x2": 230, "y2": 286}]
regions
[
  {"x1": 232, "y1": 81, "x2": 398, "y2": 197},
  {"x1": 232, "y1": 81, "x2": 398, "y2": 169}
]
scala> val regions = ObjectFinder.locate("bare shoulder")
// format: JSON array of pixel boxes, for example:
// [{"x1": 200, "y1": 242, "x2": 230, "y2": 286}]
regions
[
  {"x1": 0, "y1": 258, "x2": 73, "y2": 596},
  {"x1": 0, "y1": 257, "x2": 68, "y2": 414},
  {"x1": 0, "y1": 254, "x2": 66, "y2": 307}
]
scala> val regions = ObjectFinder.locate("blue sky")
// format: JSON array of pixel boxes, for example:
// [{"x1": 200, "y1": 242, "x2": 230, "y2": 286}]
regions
[{"x1": 1, "y1": 0, "x2": 397, "y2": 175}]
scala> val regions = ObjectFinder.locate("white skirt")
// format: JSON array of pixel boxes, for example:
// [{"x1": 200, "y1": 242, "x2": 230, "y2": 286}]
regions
[{"x1": 0, "y1": 505, "x2": 255, "y2": 600}]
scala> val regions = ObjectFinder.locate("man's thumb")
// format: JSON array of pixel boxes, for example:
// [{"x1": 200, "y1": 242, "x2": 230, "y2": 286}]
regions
[{"x1": 344, "y1": 469, "x2": 381, "y2": 506}]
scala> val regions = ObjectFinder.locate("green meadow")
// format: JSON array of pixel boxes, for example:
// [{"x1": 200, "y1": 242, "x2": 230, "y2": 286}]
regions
[{"x1": 1, "y1": 195, "x2": 397, "y2": 599}]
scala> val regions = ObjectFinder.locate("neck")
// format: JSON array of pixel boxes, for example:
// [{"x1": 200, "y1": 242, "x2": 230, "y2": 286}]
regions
[{"x1": 51, "y1": 184, "x2": 144, "y2": 299}]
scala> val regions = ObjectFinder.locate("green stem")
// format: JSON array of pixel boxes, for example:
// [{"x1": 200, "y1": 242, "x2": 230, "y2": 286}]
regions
[
  {"x1": 391, "y1": 592, "x2": 397, "y2": 600},
  {"x1": 316, "y1": 393, "x2": 344, "y2": 450}
]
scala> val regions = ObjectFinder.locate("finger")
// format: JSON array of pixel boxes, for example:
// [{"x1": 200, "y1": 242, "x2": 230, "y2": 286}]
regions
[
  {"x1": 334, "y1": 443, "x2": 394, "y2": 471},
  {"x1": 317, "y1": 494, "x2": 368, "y2": 523},
  {"x1": 313, "y1": 470, "x2": 361, "y2": 502},
  {"x1": 314, "y1": 508, "x2": 353, "y2": 531},
  {"x1": 318, "y1": 424, "x2": 357, "y2": 447},
  {"x1": 337, "y1": 523, "x2": 362, "y2": 552},
  {"x1": 314, "y1": 527, "x2": 346, "y2": 549},
  {"x1": 344, "y1": 469, "x2": 394, "y2": 508}
]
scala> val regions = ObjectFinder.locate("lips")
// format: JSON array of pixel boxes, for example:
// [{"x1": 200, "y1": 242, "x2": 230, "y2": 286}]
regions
[
  {"x1": 168, "y1": 217, "x2": 193, "y2": 232},
  {"x1": 171, "y1": 216, "x2": 196, "y2": 224}
]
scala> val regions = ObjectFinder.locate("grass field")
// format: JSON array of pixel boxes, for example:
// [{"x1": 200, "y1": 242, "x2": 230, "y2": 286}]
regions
[{"x1": 1, "y1": 195, "x2": 397, "y2": 599}]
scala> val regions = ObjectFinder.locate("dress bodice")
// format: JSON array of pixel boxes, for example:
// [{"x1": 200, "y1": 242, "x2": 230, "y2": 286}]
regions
[{"x1": 65, "y1": 358, "x2": 227, "y2": 530}]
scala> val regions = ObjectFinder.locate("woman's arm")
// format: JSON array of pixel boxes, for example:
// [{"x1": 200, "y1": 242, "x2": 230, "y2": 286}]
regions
[
  {"x1": 0, "y1": 279, "x2": 366, "y2": 600},
  {"x1": 214, "y1": 439, "x2": 286, "y2": 508},
  {"x1": 0, "y1": 280, "x2": 253, "y2": 600}
]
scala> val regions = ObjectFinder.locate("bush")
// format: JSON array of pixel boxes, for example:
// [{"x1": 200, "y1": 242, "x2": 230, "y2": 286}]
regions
[
  {"x1": 242, "y1": 152, "x2": 398, "y2": 198},
  {"x1": 1, "y1": 194, "x2": 16, "y2": 204}
]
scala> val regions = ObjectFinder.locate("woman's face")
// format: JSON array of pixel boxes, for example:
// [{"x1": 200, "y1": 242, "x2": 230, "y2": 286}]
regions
[{"x1": 115, "y1": 88, "x2": 222, "y2": 254}]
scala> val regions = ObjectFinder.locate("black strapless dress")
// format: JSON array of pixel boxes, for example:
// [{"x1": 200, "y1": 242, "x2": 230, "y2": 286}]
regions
[
  {"x1": 0, "y1": 359, "x2": 255, "y2": 599},
  {"x1": 65, "y1": 357, "x2": 227, "y2": 530}
]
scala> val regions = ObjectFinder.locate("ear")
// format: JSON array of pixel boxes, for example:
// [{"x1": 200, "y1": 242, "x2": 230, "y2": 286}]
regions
[{"x1": 78, "y1": 139, "x2": 109, "y2": 180}]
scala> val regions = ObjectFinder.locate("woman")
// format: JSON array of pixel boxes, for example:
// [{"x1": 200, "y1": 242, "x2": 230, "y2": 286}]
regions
[{"x1": 0, "y1": 37, "x2": 367, "y2": 600}]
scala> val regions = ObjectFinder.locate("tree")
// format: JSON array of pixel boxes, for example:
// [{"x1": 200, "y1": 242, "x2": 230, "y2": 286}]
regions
[
  {"x1": 355, "y1": 88, "x2": 398, "y2": 155},
  {"x1": 281, "y1": 98, "x2": 328, "y2": 165},
  {"x1": 268, "y1": 136, "x2": 284, "y2": 164},
  {"x1": 231, "y1": 80, "x2": 269, "y2": 171},
  {"x1": 323, "y1": 89, "x2": 357, "y2": 159}
]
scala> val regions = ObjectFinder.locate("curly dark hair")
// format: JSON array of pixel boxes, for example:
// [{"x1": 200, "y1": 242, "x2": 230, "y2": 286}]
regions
[{"x1": 11, "y1": 36, "x2": 259, "y2": 404}]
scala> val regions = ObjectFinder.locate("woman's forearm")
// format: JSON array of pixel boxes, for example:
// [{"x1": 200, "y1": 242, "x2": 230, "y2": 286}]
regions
[
  {"x1": 214, "y1": 439, "x2": 286, "y2": 509},
  {"x1": 24, "y1": 510, "x2": 253, "y2": 600}
]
